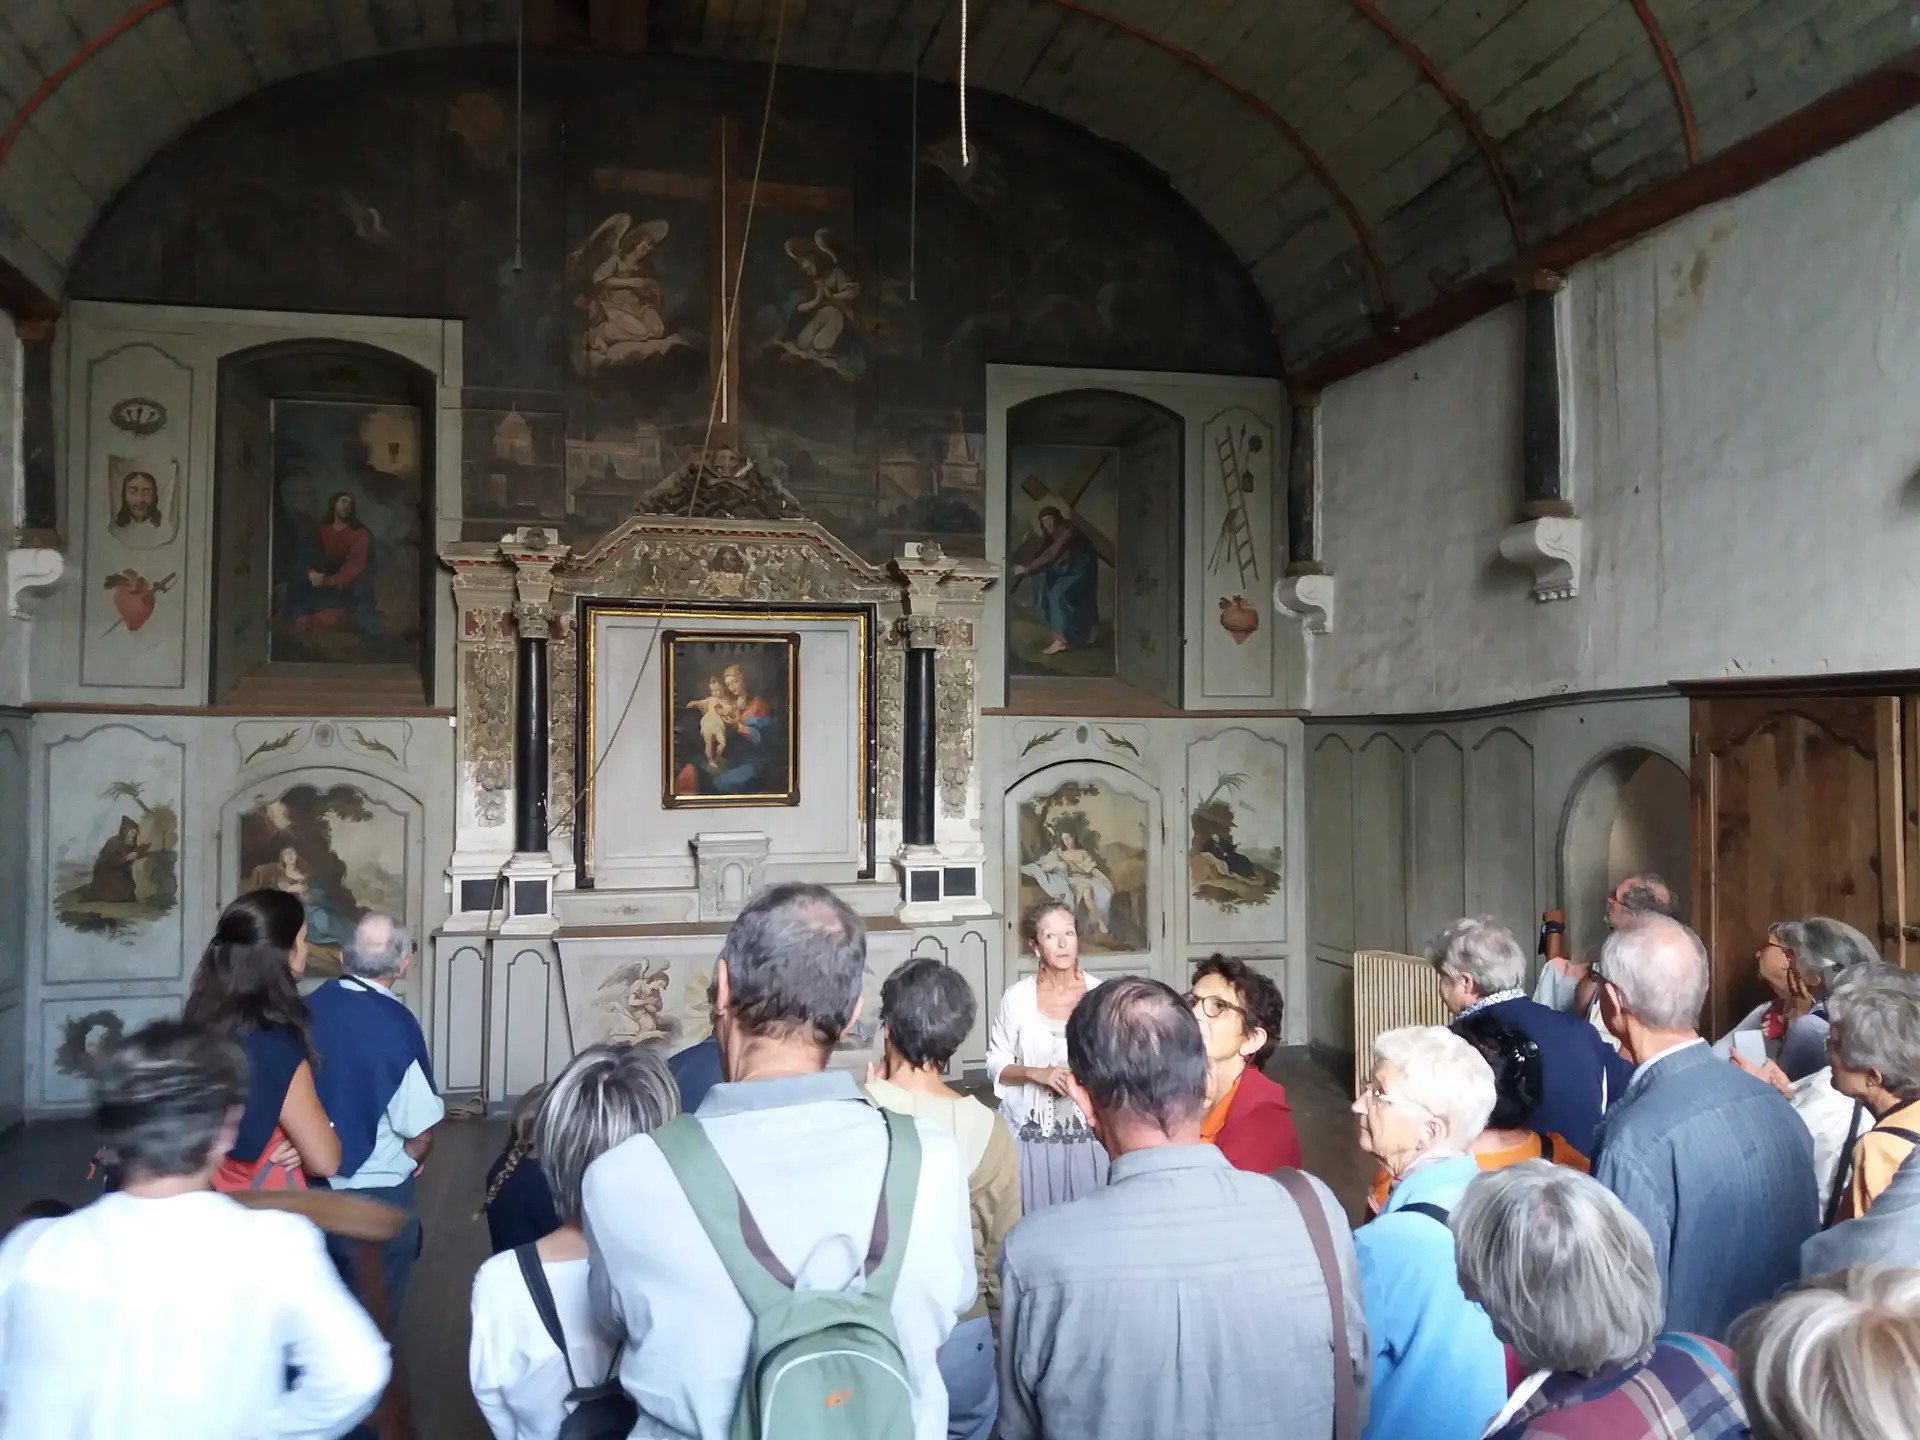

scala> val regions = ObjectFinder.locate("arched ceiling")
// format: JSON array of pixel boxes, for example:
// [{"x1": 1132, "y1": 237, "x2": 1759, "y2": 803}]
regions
[{"x1": 0, "y1": 0, "x2": 1915, "y2": 373}]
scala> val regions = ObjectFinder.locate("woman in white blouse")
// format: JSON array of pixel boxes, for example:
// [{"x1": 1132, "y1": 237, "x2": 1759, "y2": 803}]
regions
[
  {"x1": 469, "y1": 1042, "x2": 680, "y2": 1440},
  {"x1": 986, "y1": 900, "x2": 1107, "y2": 1210}
]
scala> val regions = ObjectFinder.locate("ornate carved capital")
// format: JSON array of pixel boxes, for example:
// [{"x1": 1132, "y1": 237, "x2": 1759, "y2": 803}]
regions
[
  {"x1": 502, "y1": 526, "x2": 571, "y2": 635},
  {"x1": 900, "y1": 613, "x2": 940, "y2": 648},
  {"x1": 1498, "y1": 515, "x2": 1584, "y2": 602},
  {"x1": 892, "y1": 541, "x2": 998, "y2": 622}
]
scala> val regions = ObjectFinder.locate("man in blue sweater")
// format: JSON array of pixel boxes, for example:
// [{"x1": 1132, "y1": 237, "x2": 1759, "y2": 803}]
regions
[
  {"x1": 1428, "y1": 916, "x2": 1632, "y2": 1156},
  {"x1": 306, "y1": 913, "x2": 444, "y2": 1327},
  {"x1": 1592, "y1": 915, "x2": 1816, "y2": 1338}
]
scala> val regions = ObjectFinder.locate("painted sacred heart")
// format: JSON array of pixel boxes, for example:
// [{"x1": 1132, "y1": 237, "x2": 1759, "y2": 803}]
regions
[{"x1": 101, "y1": 570, "x2": 175, "y2": 634}]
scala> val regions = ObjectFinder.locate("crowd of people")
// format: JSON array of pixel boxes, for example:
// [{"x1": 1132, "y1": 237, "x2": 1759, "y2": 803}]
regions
[{"x1": 3, "y1": 877, "x2": 1920, "y2": 1438}]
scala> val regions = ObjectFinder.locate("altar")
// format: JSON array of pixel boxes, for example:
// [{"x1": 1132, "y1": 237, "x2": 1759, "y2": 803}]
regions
[{"x1": 430, "y1": 454, "x2": 999, "y2": 1101}]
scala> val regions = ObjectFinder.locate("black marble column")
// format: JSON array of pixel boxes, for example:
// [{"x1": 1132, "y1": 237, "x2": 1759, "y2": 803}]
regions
[
  {"x1": 19, "y1": 323, "x2": 57, "y2": 535},
  {"x1": 903, "y1": 635, "x2": 936, "y2": 848},
  {"x1": 1285, "y1": 392, "x2": 1322, "y2": 571},
  {"x1": 1521, "y1": 274, "x2": 1572, "y2": 516},
  {"x1": 514, "y1": 626, "x2": 549, "y2": 853}
]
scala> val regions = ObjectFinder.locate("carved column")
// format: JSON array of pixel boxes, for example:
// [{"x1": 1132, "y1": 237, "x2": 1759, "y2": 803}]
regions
[
  {"x1": 1274, "y1": 389, "x2": 1334, "y2": 635},
  {"x1": 1500, "y1": 271, "x2": 1584, "y2": 601},
  {"x1": 892, "y1": 543, "x2": 996, "y2": 922},
  {"x1": 500, "y1": 528, "x2": 569, "y2": 932}
]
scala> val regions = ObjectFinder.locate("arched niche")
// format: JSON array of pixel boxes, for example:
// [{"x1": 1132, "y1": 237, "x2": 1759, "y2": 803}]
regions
[
  {"x1": 209, "y1": 338, "x2": 439, "y2": 707},
  {"x1": 1559, "y1": 747, "x2": 1691, "y2": 958}
]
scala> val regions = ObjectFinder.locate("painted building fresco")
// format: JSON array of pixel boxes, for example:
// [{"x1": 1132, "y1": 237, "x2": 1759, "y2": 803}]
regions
[{"x1": 72, "y1": 53, "x2": 1279, "y2": 565}]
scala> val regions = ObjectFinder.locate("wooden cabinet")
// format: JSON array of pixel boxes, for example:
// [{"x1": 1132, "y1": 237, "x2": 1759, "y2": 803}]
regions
[{"x1": 1685, "y1": 674, "x2": 1920, "y2": 1039}]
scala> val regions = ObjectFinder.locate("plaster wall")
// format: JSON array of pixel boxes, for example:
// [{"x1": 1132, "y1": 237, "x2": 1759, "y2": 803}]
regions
[{"x1": 1311, "y1": 109, "x2": 1920, "y2": 716}]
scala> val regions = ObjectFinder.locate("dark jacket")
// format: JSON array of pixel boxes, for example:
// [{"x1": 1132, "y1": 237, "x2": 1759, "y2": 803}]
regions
[{"x1": 1480, "y1": 995, "x2": 1633, "y2": 1156}]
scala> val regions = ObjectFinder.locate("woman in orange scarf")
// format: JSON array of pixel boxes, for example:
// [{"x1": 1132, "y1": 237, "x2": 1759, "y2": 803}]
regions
[{"x1": 1190, "y1": 955, "x2": 1302, "y2": 1173}]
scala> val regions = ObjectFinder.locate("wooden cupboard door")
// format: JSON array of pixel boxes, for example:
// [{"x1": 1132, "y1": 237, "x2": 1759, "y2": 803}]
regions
[{"x1": 1692, "y1": 695, "x2": 1904, "y2": 1038}]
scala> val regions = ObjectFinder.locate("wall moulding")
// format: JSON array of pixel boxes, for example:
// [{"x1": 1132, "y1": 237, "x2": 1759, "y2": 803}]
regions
[{"x1": 1497, "y1": 515, "x2": 1584, "y2": 602}]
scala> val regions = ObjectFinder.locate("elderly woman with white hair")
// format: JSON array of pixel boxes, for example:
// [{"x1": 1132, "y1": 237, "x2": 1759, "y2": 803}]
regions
[
  {"x1": 1351, "y1": 1025, "x2": 1507, "y2": 1440},
  {"x1": 1456, "y1": 1162, "x2": 1748, "y2": 1438},
  {"x1": 1427, "y1": 917, "x2": 1630, "y2": 1156},
  {"x1": 1714, "y1": 916, "x2": 1879, "y2": 1082},
  {"x1": 1825, "y1": 965, "x2": 1920, "y2": 1219},
  {"x1": 1734, "y1": 1265, "x2": 1920, "y2": 1440},
  {"x1": 469, "y1": 1043, "x2": 680, "y2": 1439}
]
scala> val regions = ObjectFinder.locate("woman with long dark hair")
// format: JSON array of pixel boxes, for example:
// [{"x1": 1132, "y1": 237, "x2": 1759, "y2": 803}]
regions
[{"x1": 182, "y1": 889, "x2": 340, "y2": 1189}]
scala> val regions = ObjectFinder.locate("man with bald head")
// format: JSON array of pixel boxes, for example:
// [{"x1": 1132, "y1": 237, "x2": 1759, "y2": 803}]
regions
[
  {"x1": 1591, "y1": 915, "x2": 1815, "y2": 1338},
  {"x1": 307, "y1": 911, "x2": 444, "y2": 1334}
]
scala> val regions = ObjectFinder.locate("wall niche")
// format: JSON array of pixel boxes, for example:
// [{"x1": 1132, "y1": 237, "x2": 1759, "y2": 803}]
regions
[
  {"x1": 210, "y1": 340, "x2": 437, "y2": 709},
  {"x1": 1559, "y1": 746, "x2": 1691, "y2": 957}
]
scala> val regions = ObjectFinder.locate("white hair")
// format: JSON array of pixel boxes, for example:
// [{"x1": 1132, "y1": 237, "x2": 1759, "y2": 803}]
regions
[
  {"x1": 1828, "y1": 968, "x2": 1920, "y2": 1101},
  {"x1": 1425, "y1": 916, "x2": 1527, "y2": 996},
  {"x1": 1371, "y1": 1024, "x2": 1497, "y2": 1156},
  {"x1": 1773, "y1": 917, "x2": 1884, "y2": 997},
  {"x1": 1453, "y1": 1162, "x2": 1661, "y2": 1375},
  {"x1": 1735, "y1": 1265, "x2": 1920, "y2": 1440},
  {"x1": 1597, "y1": 915, "x2": 1708, "y2": 1030},
  {"x1": 342, "y1": 911, "x2": 411, "y2": 981}
]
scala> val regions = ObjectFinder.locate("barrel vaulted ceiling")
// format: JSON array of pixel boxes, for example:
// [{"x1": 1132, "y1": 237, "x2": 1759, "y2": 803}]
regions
[{"x1": 0, "y1": 0, "x2": 1915, "y2": 372}]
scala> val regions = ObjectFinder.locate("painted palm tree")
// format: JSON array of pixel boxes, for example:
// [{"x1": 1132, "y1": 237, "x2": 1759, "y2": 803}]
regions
[{"x1": 1197, "y1": 772, "x2": 1249, "y2": 811}]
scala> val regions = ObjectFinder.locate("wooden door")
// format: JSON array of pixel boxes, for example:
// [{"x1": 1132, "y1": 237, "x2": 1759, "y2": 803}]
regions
[{"x1": 1692, "y1": 694, "x2": 1908, "y2": 1038}]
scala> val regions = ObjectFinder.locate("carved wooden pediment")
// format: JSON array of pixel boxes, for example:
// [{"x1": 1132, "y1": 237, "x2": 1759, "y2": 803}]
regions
[{"x1": 556, "y1": 515, "x2": 897, "y2": 606}]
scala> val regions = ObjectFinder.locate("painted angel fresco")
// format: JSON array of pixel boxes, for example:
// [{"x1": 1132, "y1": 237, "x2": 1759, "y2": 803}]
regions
[
  {"x1": 568, "y1": 213, "x2": 699, "y2": 376},
  {"x1": 762, "y1": 229, "x2": 875, "y2": 378}
]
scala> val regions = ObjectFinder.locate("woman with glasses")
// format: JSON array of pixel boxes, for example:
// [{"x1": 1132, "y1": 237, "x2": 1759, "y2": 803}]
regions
[
  {"x1": 1187, "y1": 955, "x2": 1301, "y2": 1173},
  {"x1": 1713, "y1": 917, "x2": 1877, "y2": 1084},
  {"x1": 1351, "y1": 1024, "x2": 1508, "y2": 1440}
]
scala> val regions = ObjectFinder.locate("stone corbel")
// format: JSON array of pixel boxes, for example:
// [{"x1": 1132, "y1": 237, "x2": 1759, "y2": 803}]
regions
[
  {"x1": 1273, "y1": 567, "x2": 1336, "y2": 635},
  {"x1": 1498, "y1": 515, "x2": 1584, "y2": 602},
  {"x1": 6, "y1": 536, "x2": 65, "y2": 619}
]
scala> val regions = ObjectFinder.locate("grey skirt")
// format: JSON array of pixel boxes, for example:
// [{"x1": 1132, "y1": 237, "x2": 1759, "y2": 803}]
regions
[{"x1": 1011, "y1": 1124, "x2": 1110, "y2": 1212}]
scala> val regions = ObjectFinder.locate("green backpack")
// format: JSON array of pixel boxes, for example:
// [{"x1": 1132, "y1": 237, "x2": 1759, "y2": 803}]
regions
[{"x1": 652, "y1": 1107, "x2": 922, "y2": 1440}]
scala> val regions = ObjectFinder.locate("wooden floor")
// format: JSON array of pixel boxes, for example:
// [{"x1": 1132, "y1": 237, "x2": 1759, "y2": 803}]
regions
[{"x1": 0, "y1": 1050, "x2": 1369, "y2": 1438}]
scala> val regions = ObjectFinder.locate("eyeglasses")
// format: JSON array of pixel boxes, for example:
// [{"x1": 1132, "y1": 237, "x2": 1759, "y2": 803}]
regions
[
  {"x1": 1358, "y1": 1079, "x2": 1433, "y2": 1117},
  {"x1": 1185, "y1": 991, "x2": 1247, "y2": 1022}
]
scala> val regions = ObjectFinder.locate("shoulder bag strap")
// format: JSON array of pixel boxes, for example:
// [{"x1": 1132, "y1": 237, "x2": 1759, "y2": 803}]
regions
[
  {"x1": 1270, "y1": 1168, "x2": 1358, "y2": 1440},
  {"x1": 1540, "y1": 1133, "x2": 1556, "y2": 1164},
  {"x1": 1398, "y1": 1201, "x2": 1452, "y2": 1226},
  {"x1": 650, "y1": 1115, "x2": 794, "y2": 1318},
  {"x1": 1826, "y1": 1101, "x2": 1870, "y2": 1228},
  {"x1": 514, "y1": 1243, "x2": 583, "y2": 1392},
  {"x1": 1875, "y1": 1127, "x2": 1920, "y2": 1146},
  {"x1": 861, "y1": 1109, "x2": 923, "y2": 1305}
]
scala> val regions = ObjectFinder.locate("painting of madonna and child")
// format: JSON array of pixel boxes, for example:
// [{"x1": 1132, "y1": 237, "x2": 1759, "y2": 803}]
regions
[
  {"x1": 663, "y1": 633, "x2": 800, "y2": 808},
  {"x1": 269, "y1": 399, "x2": 425, "y2": 665}
]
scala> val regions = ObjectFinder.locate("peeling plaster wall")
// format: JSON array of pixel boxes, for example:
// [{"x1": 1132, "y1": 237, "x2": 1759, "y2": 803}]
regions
[{"x1": 1314, "y1": 109, "x2": 1920, "y2": 716}]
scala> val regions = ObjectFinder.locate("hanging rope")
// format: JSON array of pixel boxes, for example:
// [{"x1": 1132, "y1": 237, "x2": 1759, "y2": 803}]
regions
[
  {"x1": 958, "y1": 0, "x2": 970, "y2": 167},
  {"x1": 910, "y1": 0, "x2": 920, "y2": 300},
  {"x1": 511, "y1": 0, "x2": 525, "y2": 272}
]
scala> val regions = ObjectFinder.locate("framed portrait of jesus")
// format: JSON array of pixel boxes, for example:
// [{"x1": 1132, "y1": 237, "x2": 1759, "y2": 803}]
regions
[{"x1": 661, "y1": 631, "x2": 801, "y2": 808}]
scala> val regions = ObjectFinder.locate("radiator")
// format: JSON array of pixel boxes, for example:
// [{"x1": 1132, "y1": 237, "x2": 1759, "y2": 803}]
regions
[{"x1": 1352, "y1": 949, "x2": 1453, "y2": 1093}]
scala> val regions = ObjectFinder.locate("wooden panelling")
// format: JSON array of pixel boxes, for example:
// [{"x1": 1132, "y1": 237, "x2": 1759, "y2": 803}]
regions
[
  {"x1": 1408, "y1": 731, "x2": 1466, "y2": 949},
  {"x1": 1353, "y1": 733, "x2": 1410, "y2": 955}
]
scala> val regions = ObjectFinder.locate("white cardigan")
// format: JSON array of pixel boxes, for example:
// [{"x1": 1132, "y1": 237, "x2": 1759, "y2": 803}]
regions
[{"x1": 985, "y1": 973, "x2": 1102, "y2": 1142}]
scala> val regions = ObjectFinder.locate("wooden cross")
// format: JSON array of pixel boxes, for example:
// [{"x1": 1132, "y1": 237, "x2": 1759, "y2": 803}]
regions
[
  {"x1": 591, "y1": 118, "x2": 850, "y2": 447},
  {"x1": 1014, "y1": 449, "x2": 1119, "y2": 568}
]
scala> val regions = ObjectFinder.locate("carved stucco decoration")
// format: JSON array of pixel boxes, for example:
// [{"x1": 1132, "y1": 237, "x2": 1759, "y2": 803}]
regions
[
  {"x1": 462, "y1": 610, "x2": 514, "y2": 828},
  {"x1": 875, "y1": 634, "x2": 905, "y2": 823},
  {"x1": 933, "y1": 616, "x2": 977, "y2": 820},
  {"x1": 558, "y1": 516, "x2": 897, "y2": 606},
  {"x1": 547, "y1": 612, "x2": 579, "y2": 836}
]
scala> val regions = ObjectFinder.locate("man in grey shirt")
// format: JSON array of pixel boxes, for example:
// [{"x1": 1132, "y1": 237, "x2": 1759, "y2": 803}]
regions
[
  {"x1": 1591, "y1": 916, "x2": 1816, "y2": 1339},
  {"x1": 997, "y1": 977, "x2": 1370, "y2": 1440}
]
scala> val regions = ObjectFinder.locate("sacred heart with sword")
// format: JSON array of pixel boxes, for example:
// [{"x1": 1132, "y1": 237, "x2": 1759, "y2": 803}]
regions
[{"x1": 100, "y1": 569, "x2": 178, "y2": 635}]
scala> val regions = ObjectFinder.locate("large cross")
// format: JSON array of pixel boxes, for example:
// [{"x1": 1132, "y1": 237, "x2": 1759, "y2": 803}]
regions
[
  {"x1": 1014, "y1": 449, "x2": 1119, "y2": 569},
  {"x1": 591, "y1": 118, "x2": 850, "y2": 447}
]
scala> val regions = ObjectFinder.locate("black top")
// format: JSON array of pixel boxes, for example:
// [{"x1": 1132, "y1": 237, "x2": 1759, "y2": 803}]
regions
[
  {"x1": 232, "y1": 1025, "x2": 307, "y2": 1163},
  {"x1": 485, "y1": 1151, "x2": 559, "y2": 1255}
]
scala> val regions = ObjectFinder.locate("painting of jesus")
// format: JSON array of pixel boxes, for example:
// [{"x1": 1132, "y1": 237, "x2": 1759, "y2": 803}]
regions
[
  {"x1": 269, "y1": 400, "x2": 423, "y2": 666},
  {"x1": 662, "y1": 633, "x2": 799, "y2": 808}
]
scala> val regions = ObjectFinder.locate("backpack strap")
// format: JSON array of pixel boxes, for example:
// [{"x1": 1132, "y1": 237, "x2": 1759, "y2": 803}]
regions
[
  {"x1": 652, "y1": 1107, "x2": 922, "y2": 1315},
  {"x1": 1540, "y1": 1133, "x2": 1556, "y2": 1164},
  {"x1": 1876, "y1": 1127, "x2": 1920, "y2": 1146},
  {"x1": 515, "y1": 1243, "x2": 582, "y2": 1392},
  {"x1": 1269, "y1": 1169, "x2": 1358, "y2": 1440},
  {"x1": 1398, "y1": 1201, "x2": 1452, "y2": 1226}
]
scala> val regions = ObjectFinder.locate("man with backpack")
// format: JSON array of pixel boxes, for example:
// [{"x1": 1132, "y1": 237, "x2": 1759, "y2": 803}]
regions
[{"x1": 582, "y1": 883, "x2": 976, "y2": 1438}]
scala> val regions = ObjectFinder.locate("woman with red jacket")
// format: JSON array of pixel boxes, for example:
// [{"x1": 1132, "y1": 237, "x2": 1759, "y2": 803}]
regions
[{"x1": 1189, "y1": 954, "x2": 1303, "y2": 1173}]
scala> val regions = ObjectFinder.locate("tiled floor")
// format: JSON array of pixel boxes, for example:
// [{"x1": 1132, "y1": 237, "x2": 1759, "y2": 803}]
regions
[{"x1": 0, "y1": 1048, "x2": 1366, "y2": 1437}]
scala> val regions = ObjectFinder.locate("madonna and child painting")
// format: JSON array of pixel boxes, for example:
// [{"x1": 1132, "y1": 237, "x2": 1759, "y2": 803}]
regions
[{"x1": 662, "y1": 633, "x2": 800, "y2": 808}]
